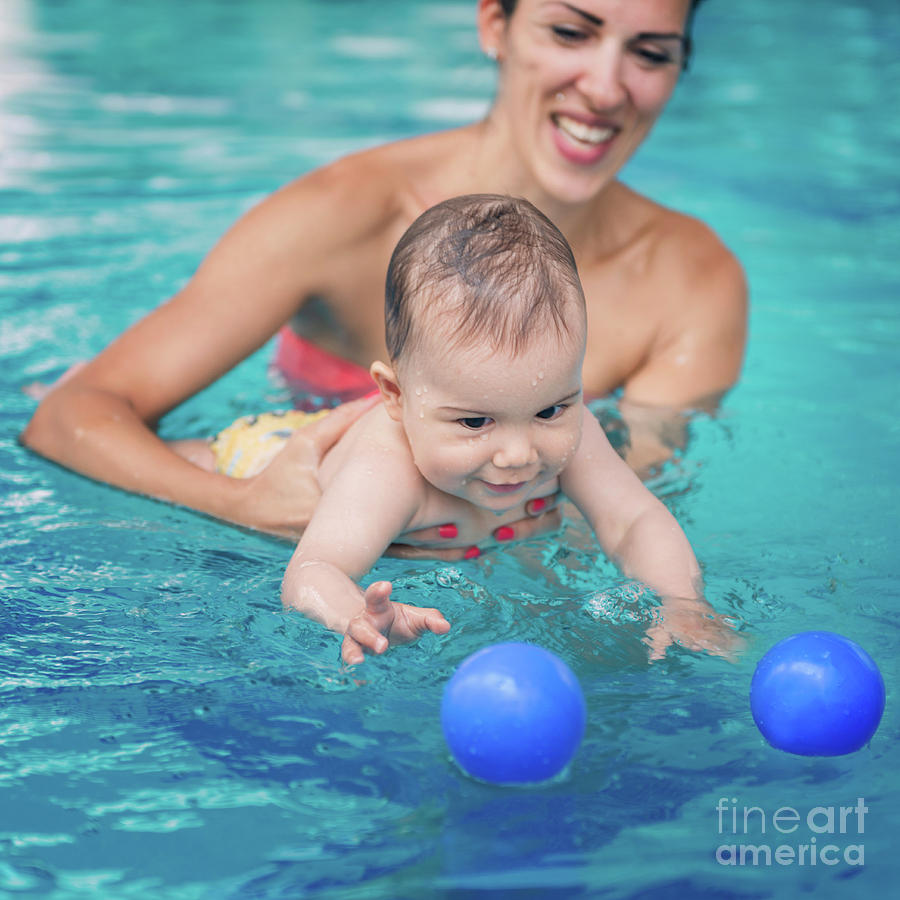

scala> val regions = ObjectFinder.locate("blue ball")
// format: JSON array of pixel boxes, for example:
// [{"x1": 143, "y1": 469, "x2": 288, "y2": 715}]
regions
[
  {"x1": 441, "y1": 642, "x2": 586, "y2": 784},
  {"x1": 750, "y1": 631, "x2": 885, "y2": 756}
]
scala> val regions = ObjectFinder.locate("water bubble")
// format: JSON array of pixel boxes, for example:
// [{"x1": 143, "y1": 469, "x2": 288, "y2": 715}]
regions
[{"x1": 436, "y1": 568, "x2": 462, "y2": 587}]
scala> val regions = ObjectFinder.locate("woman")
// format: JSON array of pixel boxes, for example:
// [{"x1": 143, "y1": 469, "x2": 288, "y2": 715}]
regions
[{"x1": 22, "y1": 0, "x2": 746, "y2": 549}]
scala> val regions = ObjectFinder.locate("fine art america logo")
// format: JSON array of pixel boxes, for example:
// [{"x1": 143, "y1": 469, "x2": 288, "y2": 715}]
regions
[{"x1": 715, "y1": 798, "x2": 867, "y2": 867}]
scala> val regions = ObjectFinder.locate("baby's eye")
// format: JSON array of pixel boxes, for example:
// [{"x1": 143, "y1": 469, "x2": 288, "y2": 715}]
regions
[
  {"x1": 536, "y1": 404, "x2": 565, "y2": 420},
  {"x1": 459, "y1": 416, "x2": 492, "y2": 430}
]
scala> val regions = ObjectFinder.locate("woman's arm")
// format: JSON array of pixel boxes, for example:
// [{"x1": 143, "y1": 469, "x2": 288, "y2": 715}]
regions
[
  {"x1": 618, "y1": 223, "x2": 748, "y2": 474},
  {"x1": 20, "y1": 158, "x2": 399, "y2": 535}
]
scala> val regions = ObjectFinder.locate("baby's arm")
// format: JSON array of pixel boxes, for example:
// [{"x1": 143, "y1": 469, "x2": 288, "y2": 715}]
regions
[
  {"x1": 281, "y1": 449, "x2": 449, "y2": 663},
  {"x1": 561, "y1": 410, "x2": 741, "y2": 659},
  {"x1": 561, "y1": 409, "x2": 700, "y2": 599}
]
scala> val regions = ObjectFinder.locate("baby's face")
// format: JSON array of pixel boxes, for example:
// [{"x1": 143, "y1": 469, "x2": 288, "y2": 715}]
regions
[{"x1": 397, "y1": 329, "x2": 585, "y2": 514}]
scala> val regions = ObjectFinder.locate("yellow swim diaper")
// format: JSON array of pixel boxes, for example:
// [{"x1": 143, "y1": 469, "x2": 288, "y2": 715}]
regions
[{"x1": 210, "y1": 409, "x2": 329, "y2": 478}]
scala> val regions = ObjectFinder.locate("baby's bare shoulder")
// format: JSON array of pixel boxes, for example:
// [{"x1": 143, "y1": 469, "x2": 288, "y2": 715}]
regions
[{"x1": 321, "y1": 408, "x2": 424, "y2": 495}]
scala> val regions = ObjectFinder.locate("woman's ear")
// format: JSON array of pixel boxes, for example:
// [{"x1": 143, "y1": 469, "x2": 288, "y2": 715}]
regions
[
  {"x1": 370, "y1": 361, "x2": 403, "y2": 421},
  {"x1": 476, "y1": 0, "x2": 508, "y2": 60}
]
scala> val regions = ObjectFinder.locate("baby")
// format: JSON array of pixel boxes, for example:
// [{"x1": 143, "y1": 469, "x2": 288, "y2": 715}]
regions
[{"x1": 182, "y1": 194, "x2": 736, "y2": 664}]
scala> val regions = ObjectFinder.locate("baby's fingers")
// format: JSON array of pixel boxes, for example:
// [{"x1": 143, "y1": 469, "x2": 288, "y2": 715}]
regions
[
  {"x1": 340, "y1": 634, "x2": 367, "y2": 666},
  {"x1": 421, "y1": 609, "x2": 451, "y2": 635},
  {"x1": 343, "y1": 617, "x2": 389, "y2": 663},
  {"x1": 397, "y1": 605, "x2": 450, "y2": 640},
  {"x1": 363, "y1": 580, "x2": 394, "y2": 616},
  {"x1": 643, "y1": 624, "x2": 671, "y2": 662}
]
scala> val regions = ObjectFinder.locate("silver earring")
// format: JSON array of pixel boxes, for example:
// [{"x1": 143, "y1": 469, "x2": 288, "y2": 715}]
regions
[
  {"x1": 486, "y1": 46, "x2": 498, "y2": 60},
  {"x1": 555, "y1": 92, "x2": 566, "y2": 102}
]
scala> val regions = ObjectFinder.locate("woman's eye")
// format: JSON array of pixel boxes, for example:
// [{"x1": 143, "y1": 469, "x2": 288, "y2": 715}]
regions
[
  {"x1": 536, "y1": 404, "x2": 565, "y2": 420},
  {"x1": 551, "y1": 25, "x2": 588, "y2": 44},
  {"x1": 633, "y1": 46, "x2": 675, "y2": 67},
  {"x1": 459, "y1": 416, "x2": 491, "y2": 430}
]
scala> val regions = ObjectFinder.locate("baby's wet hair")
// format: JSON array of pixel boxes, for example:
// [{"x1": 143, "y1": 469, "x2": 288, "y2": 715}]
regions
[{"x1": 385, "y1": 193, "x2": 585, "y2": 364}]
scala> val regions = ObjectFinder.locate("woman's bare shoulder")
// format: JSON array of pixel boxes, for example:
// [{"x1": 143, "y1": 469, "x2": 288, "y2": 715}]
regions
[
  {"x1": 614, "y1": 183, "x2": 747, "y2": 316},
  {"x1": 614, "y1": 183, "x2": 739, "y2": 268},
  {"x1": 646, "y1": 191, "x2": 744, "y2": 285},
  {"x1": 273, "y1": 128, "x2": 473, "y2": 235},
  {"x1": 610, "y1": 184, "x2": 748, "y2": 403}
]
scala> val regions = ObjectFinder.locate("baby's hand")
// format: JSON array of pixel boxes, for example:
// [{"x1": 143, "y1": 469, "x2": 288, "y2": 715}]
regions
[
  {"x1": 644, "y1": 596, "x2": 745, "y2": 663},
  {"x1": 341, "y1": 581, "x2": 450, "y2": 665}
]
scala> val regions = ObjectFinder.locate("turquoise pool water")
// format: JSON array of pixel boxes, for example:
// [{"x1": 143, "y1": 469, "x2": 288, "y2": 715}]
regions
[{"x1": 2, "y1": 0, "x2": 898, "y2": 897}]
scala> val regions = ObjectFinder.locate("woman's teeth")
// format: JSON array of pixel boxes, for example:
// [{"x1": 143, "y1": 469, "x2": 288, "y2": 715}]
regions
[{"x1": 554, "y1": 114, "x2": 614, "y2": 145}]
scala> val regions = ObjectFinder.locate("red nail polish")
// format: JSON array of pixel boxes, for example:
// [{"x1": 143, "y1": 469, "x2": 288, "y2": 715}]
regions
[
  {"x1": 529, "y1": 497, "x2": 546, "y2": 513},
  {"x1": 463, "y1": 546, "x2": 481, "y2": 559},
  {"x1": 439, "y1": 524, "x2": 458, "y2": 539},
  {"x1": 495, "y1": 525, "x2": 515, "y2": 541}
]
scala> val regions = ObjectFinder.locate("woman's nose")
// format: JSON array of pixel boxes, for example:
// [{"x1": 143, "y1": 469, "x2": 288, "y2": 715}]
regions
[{"x1": 575, "y1": 42, "x2": 627, "y2": 110}]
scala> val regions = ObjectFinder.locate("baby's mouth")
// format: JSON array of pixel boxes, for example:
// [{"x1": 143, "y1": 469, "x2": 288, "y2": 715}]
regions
[
  {"x1": 482, "y1": 481, "x2": 527, "y2": 495},
  {"x1": 552, "y1": 113, "x2": 616, "y2": 146}
]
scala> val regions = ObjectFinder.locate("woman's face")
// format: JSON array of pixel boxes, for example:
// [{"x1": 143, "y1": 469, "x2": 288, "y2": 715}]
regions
[{"x1": 480, "y1": 0, "x2": 692, "y2": 205}]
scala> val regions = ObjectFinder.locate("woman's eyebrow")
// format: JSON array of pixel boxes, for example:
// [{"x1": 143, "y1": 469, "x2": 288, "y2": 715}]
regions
[
  {"x1": 560, "y1": 2, "x2": 604, "y2": 27},
  {"x1": 559, "y1": 3, "x2": 686, "y2": 44}
]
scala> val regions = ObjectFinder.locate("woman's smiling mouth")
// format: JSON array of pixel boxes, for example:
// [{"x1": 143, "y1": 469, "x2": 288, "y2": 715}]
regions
[
  {"x1": 552, "y1": 113, "x2": 616, "y2": 146},
  {"x1": 551, "y1": 113, "x2": 618, "y2": 165}
]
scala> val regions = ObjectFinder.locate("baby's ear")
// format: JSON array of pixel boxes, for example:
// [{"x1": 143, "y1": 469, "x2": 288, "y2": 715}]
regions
[{"x1": 370, "y1": 361, "x2": 403, "y2": 421}]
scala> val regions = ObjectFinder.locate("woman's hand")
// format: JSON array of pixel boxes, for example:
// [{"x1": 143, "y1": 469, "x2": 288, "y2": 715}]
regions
[
  {"x1": 341, "y1": 581, "x2": 451, "y2": 665},
  {"x1": 233, "y1": 394, "x2": 380, "y2": 539},
  {"x1": 384, "y1": 493, "x2": 562, "y2": 561}
]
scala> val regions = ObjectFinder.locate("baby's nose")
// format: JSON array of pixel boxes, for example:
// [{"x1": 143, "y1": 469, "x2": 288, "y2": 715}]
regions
[{"x1": 492, "y1": 436, "x2": 538, "y2": 469}]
